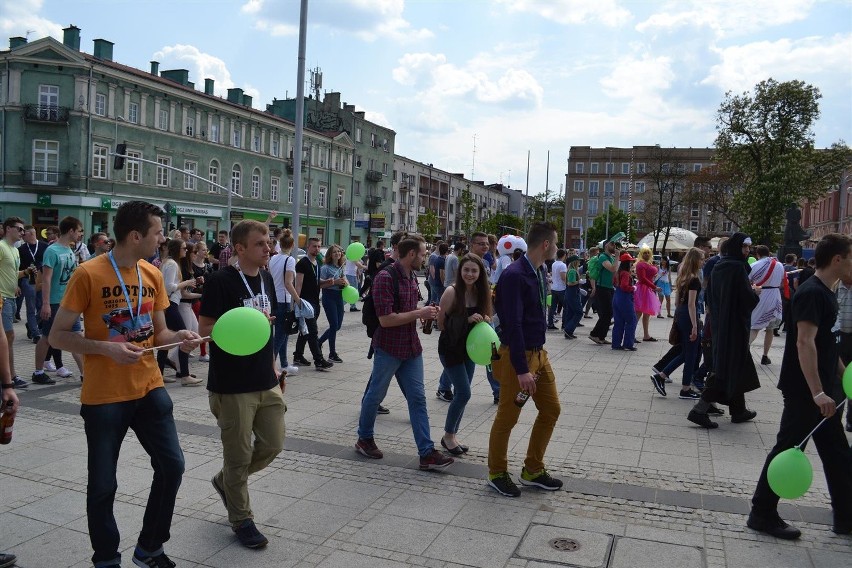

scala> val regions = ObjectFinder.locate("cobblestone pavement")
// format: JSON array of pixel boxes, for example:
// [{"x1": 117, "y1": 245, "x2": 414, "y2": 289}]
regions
[{"x1": 1, "y1": 298, "x2": 850, "y2": 567}]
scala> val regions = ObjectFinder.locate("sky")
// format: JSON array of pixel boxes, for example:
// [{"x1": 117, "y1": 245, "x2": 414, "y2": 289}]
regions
[{"x1": 2, "y1": 0, "x2": 850, "y2": 198}]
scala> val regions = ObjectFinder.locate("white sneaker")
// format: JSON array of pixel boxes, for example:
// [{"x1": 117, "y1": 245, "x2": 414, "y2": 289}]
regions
[
  {"x1": 285, "y1": 365, "x2": 299, "y2": 375},
  {"x1": 56, "y1": 366, "x2": 74, "y2": 378},
  {"x1": 198, "y1": 354, "x2": 210, "y2": 362},
  {"x1": 44, "y1": 361, "x2": 57, "y2": 372}
]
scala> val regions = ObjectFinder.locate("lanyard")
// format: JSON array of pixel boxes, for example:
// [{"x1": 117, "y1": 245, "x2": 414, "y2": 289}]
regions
[
  {"x1": 523, "y1": 254, "x2": 547, "y2": 314},
  {"x1": 235, "y1": 262, "x2": 267, "y2": 313},
  {"x1": 26, "y1": 242, "x2": 38, "y2": 261},
  {"x1": 108, "y1": 251, "x2": 143, "y2": 327}
]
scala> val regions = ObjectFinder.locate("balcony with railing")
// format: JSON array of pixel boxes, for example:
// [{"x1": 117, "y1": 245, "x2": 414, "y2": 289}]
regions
[
  {"x1": 22, "y1": 170, "x2": 68, "y2": 187},
  {"x1": 365, "y1": 194, "x2": 382, "y2": 208},
  {"x1": 399, "y1": 181, "x2": 410, "y2": 192},
  {"x1": 398, "y1": 202, "x2": 409, "y2": 212},
  {"x1": 335, "y1": 206, "x2": 352, "y2": 218},
  {"x1": 365, "y1": 170, "x2": 383, "y2": 182},
  {"x1": 23, "y1": 104, "x2": 70, "y2": 123}
]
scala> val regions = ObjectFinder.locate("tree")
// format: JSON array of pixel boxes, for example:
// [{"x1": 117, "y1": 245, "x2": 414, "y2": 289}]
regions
[
  {"x1": 641, "y1": 146, "x2": 692, "y2": 254},
  {"x1": 714, "y1": 78, "x2": 851, "y2": 247},
  {"x1": 478, "y1": 212, "x2": 524, "y2": 236},
  {"x1": 459, "y1": 184, "x2": 477, "y2": 237},
  {"x1": 526, "y1": 192, "x2": 565, "y2": 238},
  {"x1": 417, "y1": 209, "x2": 439, "y2": 241},
  {"x1": 682, "y1": 163, "x2": 741, "y2": 230},
  {"x1": 586, "y1": 205, "x2": 628, "y2": 247}
]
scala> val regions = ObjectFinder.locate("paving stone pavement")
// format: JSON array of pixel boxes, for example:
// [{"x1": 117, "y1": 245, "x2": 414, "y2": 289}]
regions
[{"x1": 1, "y1": 300, "x2": 850, "y2": 567}]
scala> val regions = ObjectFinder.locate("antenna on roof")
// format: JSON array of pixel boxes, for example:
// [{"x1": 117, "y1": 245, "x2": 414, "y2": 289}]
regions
[
  {"x1": 26, "y1": 30, "x2": 35, "y2": 40},
  {"x1": 310, "y1": 67, "x2": 322, "y2": 101}
]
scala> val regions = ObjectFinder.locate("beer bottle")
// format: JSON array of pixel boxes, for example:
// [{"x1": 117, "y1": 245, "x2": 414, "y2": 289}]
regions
[
  {"x1": 0, "y1": 400, "x2": 15, "y2": 445},
  {"x1": 490, "y1": 342, "x2": 500, "y2": 361},
  {"x1": 514, "y1": 374, "x2": 539, "y2": 408}
]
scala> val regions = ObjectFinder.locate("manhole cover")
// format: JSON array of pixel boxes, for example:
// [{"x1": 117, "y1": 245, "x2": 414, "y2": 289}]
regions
[{"x1": 549, "y1": 538, "x2": 580, "y2": 551}]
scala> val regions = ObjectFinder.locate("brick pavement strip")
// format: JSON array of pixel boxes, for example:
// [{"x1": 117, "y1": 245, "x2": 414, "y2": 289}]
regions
[{"x1": 1, "y1": 315, "x2": 850, "y2": 566}]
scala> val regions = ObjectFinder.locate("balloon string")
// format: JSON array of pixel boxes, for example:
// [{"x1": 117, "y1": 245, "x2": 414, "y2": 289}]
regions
[
  {"x1": 140, "y1": 336, "x2": 211, "y2": 353},
  {"x1": 796, "y1": 398, "x2": 848, "y2": 450}
]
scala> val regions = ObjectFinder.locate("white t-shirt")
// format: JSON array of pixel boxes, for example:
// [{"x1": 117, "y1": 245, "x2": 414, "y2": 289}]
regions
[
  {"x1": 550, "y1": 260, "x2": 567, "y2": 292},
  {"x1": 269, "y1": 252, "x2": 296, "y2": 303},
  {"x1": 344, "y1": 258, "x2": 359, "y2": 277}
]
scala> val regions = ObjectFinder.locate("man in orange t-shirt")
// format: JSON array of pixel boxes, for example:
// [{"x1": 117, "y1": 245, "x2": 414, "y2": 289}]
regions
[{"x1": 50, "y1": 201, "x2": 203, "y2": 568}]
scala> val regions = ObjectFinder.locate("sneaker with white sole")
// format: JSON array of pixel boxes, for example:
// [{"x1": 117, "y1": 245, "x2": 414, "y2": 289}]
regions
[
  {"x1": 519, "y1": 467, "x2": 563, "y2": 491},
  {"x1": 56, "y1": 366, "x2": 74, "y2": 378},
  {"x1": 43, "y1": 361, "x2": 57, "y2": 372},
  {"x1": 284, "y1": 365, "x2": 299, "y2": 375},
  {"x1": 198, "y1": 354, "x2": 210, "y2": 362},
  {"x1": 488, "y1": 472, "x2": 521, "y2": 497}
]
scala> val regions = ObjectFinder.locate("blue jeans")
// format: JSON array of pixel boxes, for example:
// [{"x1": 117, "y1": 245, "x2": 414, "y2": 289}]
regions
[
  {"x1": 80, "y1": 387, "x2": 184, "y2": 567},
  {"x1": 429, "y1": 281, "x2": 444, "y2": 306},
  {"x1": 439, "y1": 354, "x2": 475, "y2": 433},
  {"x1": 20, "y1": 277, "x2": 42, "y2": 337},
  {"x1": 358, "y1": 348, "x2": 434, "y2": 457},
  {"x1": 319, "y1": 289, "x2": 344, "y2": 356},
  {"x1": 547, "y1": 288, "x2": 564, "y2": 327},
  {"x1": 273, "y1": 301, "x2": 292, "y2": 367},
  {"x1": 611, "y1": 289, "x2": 637, "y2": 349},
  {"x1": 561, "y1": 286, "x2": 583, "y2": 334},
  {"x1": 675, "y1": 305, "x2": 701, "y2": 387}
]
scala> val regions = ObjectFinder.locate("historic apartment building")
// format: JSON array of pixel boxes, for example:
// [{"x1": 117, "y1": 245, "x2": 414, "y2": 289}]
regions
[{"x1": 0, "y1": 26, "x2": 395, "y2": 246}]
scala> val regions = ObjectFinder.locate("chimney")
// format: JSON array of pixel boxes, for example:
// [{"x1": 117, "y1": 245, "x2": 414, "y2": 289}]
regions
[
  {"x1": 160, "y1": 69, "x2": 189, "y2": 86},
  {"x1": 150, "y1": 61, "x2": 159, "y2": 76},
  {"x1": 242, "y1": 94, "x2": 252, "y2": 108},
  {"x1": 9, "y1": 37, "x2": 27, "y2": 50},
  {"x1": 63, "y1": 25, "x2": 81, "y2": 50},
  {"x1": 226, "y1": 88, "x2": 243, "y2": 104},
  {"x1": 204, "y1": 78, "x2": 215, "y2": 96},
  {"x1": 92, "y1": 39, "x2": 114, "y2": 61}
]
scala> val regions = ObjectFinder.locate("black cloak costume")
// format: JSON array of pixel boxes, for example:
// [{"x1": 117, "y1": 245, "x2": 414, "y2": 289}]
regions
[{"x1": 705, "y1": 232, "x2": 761, "y2": 403}]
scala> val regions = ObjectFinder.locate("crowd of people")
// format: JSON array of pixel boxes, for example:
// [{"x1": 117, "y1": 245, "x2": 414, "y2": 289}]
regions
[{"x1": 0, "y1": 202, "x2": 850, "y2": 567}]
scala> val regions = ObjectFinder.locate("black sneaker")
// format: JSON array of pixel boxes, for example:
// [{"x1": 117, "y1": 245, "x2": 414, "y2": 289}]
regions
[
  {"x1": 31, "y1": 372, "x2": 56, "y2": 385},
  {"x1": 650, "y1": 374, "x2": 666, "y2": 397},
  {"x1": 233, "y1": 519, "x2": 268, "y2": 549},
  {"x1": 488, "y1": 472, "x2": 521, "y2": 497},
  {"x1": 328, "y1": 353, "x2": 343, "y2": 363},
  {"x1": 419, "y1": 449, "x2": 454, "y2": 471},
  {"x1": 376, "y1": 404, "x2": 390, "y2": 415},
  {"x1": 687, "y1": 409, "x2": 718, "y2": 428},
  {"x1": 293, "y1": 354, "x2": 312, "y2": 366},
  {"x1": 746, "y1": 510, "x2": 801, "y2": 540},
  {"x1": 519, "y1": 467, "x2": 563, "y2": 491},
  {"x1": 678, "y1": 390, "x2": 700, "y2": 400},
  {"x1": 436, "y1": 389, "x2": 453, "y2": 402},
  {"x1": 11, "y1": 376, "x2": 28, "y2": 389},
  {"x1": 493, "y1": 395, "x2": 499, "y2": 405},
  {"x1": 32, "y1": 335, "x2": 41, "y2": 344},
  {"x1": 0, "y1": 553, "x2": 17, "y2": 568},
  {"x1": 564, "y1": 331, "x2": 576, "y2": 339},
  {"x1": 731, "y1": 409, "x2": 757, "y2": 423},
  {"x1": 546, "y1": 325, "x2": 558, "y2": 330},
  {"x1": 760, "y1": 355, "x2": 771, "y2": 365},
  {"x1": 132, "y1": 551, "x2": 176, "y2": 568},
  {"x1": 314, "y1": 359, "x2": 333, "y2": 370},
  {"x1": 349, "y1": 307, "x2": 360, "y2": 312},
  {"x1": 355, "y1": 437, "x2": 383, "y2": 459}
]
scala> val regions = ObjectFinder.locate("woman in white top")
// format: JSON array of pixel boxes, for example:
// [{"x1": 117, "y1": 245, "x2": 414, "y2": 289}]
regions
[
  {"x1": 269, "y1": 229, "x2": 299, "y2": 374},
  {"x1": 158, "y1": 239, "x2": 203, "y2": 386},
  {"x1": 344, "y1": 256, "x2": 365, "y2": 312}
]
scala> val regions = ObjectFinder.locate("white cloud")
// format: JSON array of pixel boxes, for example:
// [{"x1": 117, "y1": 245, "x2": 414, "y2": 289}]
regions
[
  {"x1": 240, "y1": 0, "x2": 432, "y2": 42},
  {"x1": 701, "y1": 33, "x2": 852, "y2": 92},
  {"x1": 599, "y1": 54, "x2": 674, "y2": 100},
  {"x1": 637, "y1": 0, "x2": 815, "y2": 38},
  {"x1": 0, "y1": 0, "x2": 63, "y2": 44},
  {"x1": 494, "y1": 0, "x2": 631, "y2": 27}
]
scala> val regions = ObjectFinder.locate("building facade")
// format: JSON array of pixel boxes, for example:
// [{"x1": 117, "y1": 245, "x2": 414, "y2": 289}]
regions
[{"x1": 801, "y1": 167, "x2": 852, "y2": 242}]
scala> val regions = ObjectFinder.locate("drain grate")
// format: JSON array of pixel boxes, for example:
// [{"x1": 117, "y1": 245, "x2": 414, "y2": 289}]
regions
[{"x1": 549, "y1": 537, "x2": 580, "y2": 552}]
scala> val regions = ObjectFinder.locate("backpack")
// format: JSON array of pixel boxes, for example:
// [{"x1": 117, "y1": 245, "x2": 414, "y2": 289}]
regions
[
  {"x1": 781, "y1": 270, "x2": 791, "y2": 300},
  {"x1": 362, "y1": 264, "x2": 401, "y2": 338},
  {"x1": 586, "y1": 255, "x2": 602, "y2": 282}
]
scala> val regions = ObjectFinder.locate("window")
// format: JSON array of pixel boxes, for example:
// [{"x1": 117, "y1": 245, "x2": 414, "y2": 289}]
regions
[
  {"x1": 604, "y1": 181, "x2": 614, "y2": 197},
  {"x1": 210, "y1": 122, "x2": 220, "y2": 143},
  {"x1": 588, "y1": 200, "x2": 598, "y2": 215},
  {"x1": 318, "y1": 185, "x2": 327, "y2": 208},
  {"x1": 604, "y1": 199, "x2": 613, "y2": 211},
  {"x1": 184, "y1": 160, "x2": 197, "y2": 190},
  {"x1": 354, "y1": 180, "x2": 361, "y2": 196},
  {"x1": 605, "y1": 162, "x2": 614, "y2": 174},
  {"x1": 621, "y1": 162, "x2": 630, "y2": 174},
  {"x1": 635, "y1": 181, "x2": 645, "y2": 193},
  {"x1": 209, "y1": 160, "x2": 220, "y2": 193},
  {"x1": 382, "y1": 186, "x2": 388, "y2": 199},
  {"x1": 662, "y1": 163, "x2": 670, "y2": 174},
  {"x1": 382, "y1": 162, "x2": 388, "y2": 175},
  {"x1": 231, "y1": 164, "x2": 241, "y2": 195},
  {"x1": 619, "y1": 199, "x2": 628, "y2": 211},
  {"x1": 634, "y1": 200, "x2": 645, "y2": 212},
  {"x1": 38, "y1": 85, "x2": 59, "y2": 119},
  {"x1": 32, "y1": 140, "x2": 59, "y2": 184},
  {"x1": 689, "y1": 220, "x2": 699, "y2": 232},
  {"x1": 92, "y1": 144, "x2": 109, "y2": 179},
  {"x1": 575, "y1": 163, "x2": 584, "y2": 174},
  {"x1": 693, "y1": 163, "x2": 702, "y2": 172},
  {"x1": 370, "y1": 133, "x2": 376, "y2": 147},
  {"x1": 251, "y1": 168, "x2": 261, "y2": 198},
  {"x1": 635, "y1": 219, "x2": 644, "y2": 229},
  {"x1": 572, "y1": 217, "x2": 583, "y2": 229},
  {"x1": 355, "y1": 127, "x2": 362, "y2": 143},
  {"x1": 157, "y1": 156, "x2": 171, "y2": 187},
  {"x1": 589, "y1": 181, "x2": 599, "y2": 197},
  {"x1": 355, "y1": 155, "x2": 362, "y2": 169},
  {"x1": 126, "y1": 150, "x2": 141, "y2": 183},
  {"x1": 573, "y1": 180, "x2": 584, "y2": 192},
  {"x1": 691, "y1": 204, "x2": 700, "y2": 218},
  {"x1": 185, "y1": 116, "x2": 194, "y2": 137},
  {"x1": 271, "y1": 177, "x2": 279, "y2": 202},
  {"x1": 287, "y1": 180, "x2": 294, "y2": 204},
  {"x1": 620, "y1": 181, "x2": 629, "y2": 194},
  {"x1": 677, "y1": 164, "x2": 686, "y2": 175},
  {"x1": 252, "y1": 134, "x2": 260, "y2": 152},
  {"x1": 572, "y1": 198, "x2": 583, "y2": 211},
  {"x1": 271, "y1": 136, "x2": 279, "y2": 157},
  {"x1": 636, "y1": 163, "x2": 646, "y2": 174},
  {"x1": 590, "y1": 162, "x2": 599, "y2": 174},
  {"x1": 158, "y1": 108, "x2": 168, "y2": 131},
  {"x1": 128, "y1": 102, "x2": 139, "y2": 124},
  {"x1": 94, "y1": 93, "x2": 106, "y2": 116},
  {"x1": 353, "y1": 207, "x2": 360, "y2": 217},
  {"x1": 303, "y1": 184, "x2": 310, "y2": 206},
  {"x1": 723, "y1": 220, "x2": 733, "y2": 232},
  {"x1": 233, "y1": 128, "x2": 241, "y2": 148}
]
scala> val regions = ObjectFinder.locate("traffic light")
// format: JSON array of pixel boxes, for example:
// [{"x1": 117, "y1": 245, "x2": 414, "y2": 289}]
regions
[{"x1": 113, "y1": 143, "x2": 127, "y2": 170}]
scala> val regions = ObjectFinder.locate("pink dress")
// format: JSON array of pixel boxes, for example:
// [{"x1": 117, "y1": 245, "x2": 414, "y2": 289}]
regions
[{"x1": 634, "y1": 261, "x2": 661, "y2": 315}]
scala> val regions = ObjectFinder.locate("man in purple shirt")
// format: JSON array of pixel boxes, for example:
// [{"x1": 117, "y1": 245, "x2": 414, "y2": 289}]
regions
[
  {"x1": 488, "y1": 222, "x2": 563, "y2": 497},
  {"x1": 355, "y1": 235, "x2": 454, "y2": 471}
]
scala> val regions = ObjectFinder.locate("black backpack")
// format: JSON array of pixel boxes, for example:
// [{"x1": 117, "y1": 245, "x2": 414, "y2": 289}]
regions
[{"x1": 362, "y1": 264, "x2": 401, "y2": 338}]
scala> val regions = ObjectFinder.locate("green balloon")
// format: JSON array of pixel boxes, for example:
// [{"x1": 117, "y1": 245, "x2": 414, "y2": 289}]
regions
[
  {"x1": 466, "y1": 321, "x2": 499, "y2": 366},
  {"x1": 342, "y1": 285, "x2": 359, "y2": 304},
  {"x1": 843, "y1": 363, "x2": 852, "y2": 400},
  {"x1": 748, "y1": 256, "x2": 757, "y2": 265},
  {"x1": 546, "y1": 294, "x2": 552, "y2": 306},
  {"x1": 346, "y1": 242, "x2": 366, "y2": 261},
  {"x1": 211, "y1": 306, "x2": 271, "y2": 356},
  {"x1": 767, "y1": 447, "x2": 813, "y2": 499}
]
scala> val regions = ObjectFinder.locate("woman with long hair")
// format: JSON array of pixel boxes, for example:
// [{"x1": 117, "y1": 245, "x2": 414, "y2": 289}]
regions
[
  {"x1": 656, "y1": 257, "x2": 672, "y2": 318},
  {"x1": 437, "y1": 254, "x2": 493, "y2": 454},
  {"x1": 190, "y1": 241, "x2": 212, "y2": 362},
  {"x1": 318, "y1": 244, "x2": 348, "y2": 363},
  {"x1": 611, "y1": 253, "x2": 638, "y2": 351},
  {"x1": 673, "y1": 247, "x2": 705, "y2": 399},
  {"x1": 178, "y1": 243, "x2": 203, "y2": 361},
  {"x1": 634, "y1": 246, "x2": 661, "y2": 340},
  {"x1": 269, "y1": 229, "x2": 299, "y2": 374},
  {"x1": 158, "y1": 238, "x2": 202, "y2": 386}
]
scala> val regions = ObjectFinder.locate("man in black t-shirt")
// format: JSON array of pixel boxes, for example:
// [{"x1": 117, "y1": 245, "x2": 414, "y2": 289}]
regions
[
  {"x1": 292, "y1": 237, "x2": 333, "y2": 370},
  {"x1": 199, "y1": 220, "x2": 284, "y2": 549},
  {"x1": 748, "y1": 233, "x2": 852, "y2": 541},
  {"x1": 208, "y1": 230, "x2": 229, "y2": 271}
]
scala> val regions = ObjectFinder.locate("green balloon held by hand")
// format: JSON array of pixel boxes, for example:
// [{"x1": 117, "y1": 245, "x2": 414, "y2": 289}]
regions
[
  {"x1": 342, "y1": 285, "x2": 359, "y2": 304},
  {"x1": 211, "y1": 306, "x2": 271, "y2": 356},
  {"x1": 767, "y1": 447, "x2": 813, "y2": 499},
  {"x1": 346, "y1": 242, "x2": 366, "y2": 262},
  {"x1": 843, "y1": 363, "x2": 852, "y2": 400},
  {"x1": 466, "y1": 321, "x2": 499, "y2": 366}
]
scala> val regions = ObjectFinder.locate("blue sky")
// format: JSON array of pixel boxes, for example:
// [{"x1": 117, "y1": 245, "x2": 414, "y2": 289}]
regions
[{"x1": 2, "y1": 0, "x2": 850, "y2": 198}]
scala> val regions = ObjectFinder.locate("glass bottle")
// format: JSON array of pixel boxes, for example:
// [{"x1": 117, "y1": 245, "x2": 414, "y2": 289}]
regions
[
  {"x1": 514, "y1": 374, "x2": 539, "y2": 408},
  {"x1": 0, "y1": 400, "x2": 15, "y2": 445}
]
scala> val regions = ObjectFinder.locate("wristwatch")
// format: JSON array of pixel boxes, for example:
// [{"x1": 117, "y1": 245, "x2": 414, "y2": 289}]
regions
[{"x1": 1, "y1": 383, "x2": 14, "y2": 389}]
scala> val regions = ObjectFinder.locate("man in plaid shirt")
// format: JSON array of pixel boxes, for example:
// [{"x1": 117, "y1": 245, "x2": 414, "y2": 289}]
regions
[{"x1": 355, "y1": 235, "x2": 454, "y2": 470}]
